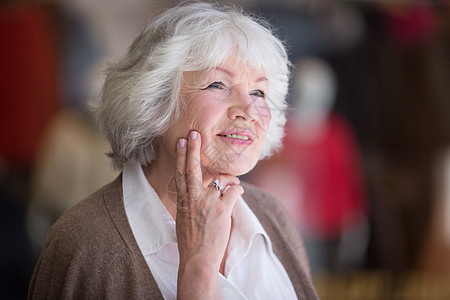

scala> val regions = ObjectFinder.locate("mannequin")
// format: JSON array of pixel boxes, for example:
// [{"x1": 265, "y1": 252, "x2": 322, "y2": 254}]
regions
[
  {"x1": 289, "y1": 58, "x2": 368, "y2": 273},
  {"x1": 291, "y1": 58, "x2": 336, "y2": 143},
  {"x1": 251, "y1": 57, "x2": 368, "y2": 274}
]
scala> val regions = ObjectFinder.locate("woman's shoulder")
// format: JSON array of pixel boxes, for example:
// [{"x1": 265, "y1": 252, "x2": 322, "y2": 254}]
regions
[
  {"x1": 35, "y1": 175, "x2": 131, "y2": 281},
  {"x1": 29, "y1": 175, "x2": 141, "y2": 298},
  {"x1": 48, "y1": 175, "x2": 123, "y2": 246}
]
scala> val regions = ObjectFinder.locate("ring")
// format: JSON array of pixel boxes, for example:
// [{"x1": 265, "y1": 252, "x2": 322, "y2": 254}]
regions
[{"x1": 210, "y1": 178, "x2": 223, "y2": 191}]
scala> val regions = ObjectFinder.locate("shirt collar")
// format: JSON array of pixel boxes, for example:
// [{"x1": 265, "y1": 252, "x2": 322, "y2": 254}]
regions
[
  {"x1": 123, "y1": 161, "x2": 271, "y2": 256},
  {"x1": 123, "y1": 162, "x2": 177, "y2": 255},
  {"x1": 226, "y1": 193, "x2": 272, "y2": 274}
]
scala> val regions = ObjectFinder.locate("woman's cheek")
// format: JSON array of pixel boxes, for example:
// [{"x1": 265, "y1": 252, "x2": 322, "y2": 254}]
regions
[{"x1": 256, "y1": 103, "x2": 271, "y2": 135}]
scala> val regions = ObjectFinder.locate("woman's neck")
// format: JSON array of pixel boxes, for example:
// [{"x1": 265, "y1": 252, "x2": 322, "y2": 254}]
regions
[{"x1": 142, "y1": 160, "x2": 178, "y2": 220}]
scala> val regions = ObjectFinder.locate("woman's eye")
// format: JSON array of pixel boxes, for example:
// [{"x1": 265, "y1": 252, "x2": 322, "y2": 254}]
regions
[
  {"x1": 250, "y1": 90, "x2": 266, "y2": 99},
  {"x1": 205, "y1": 82, "x2": 225, "y2": 90}
]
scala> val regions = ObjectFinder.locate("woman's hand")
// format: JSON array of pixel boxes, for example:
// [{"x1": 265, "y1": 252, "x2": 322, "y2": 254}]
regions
[{"x1": 175, "y1": 130, "x2": 243, "y2": 299}]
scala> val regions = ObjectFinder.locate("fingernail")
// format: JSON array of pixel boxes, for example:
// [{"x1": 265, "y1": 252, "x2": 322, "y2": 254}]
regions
[
  {"x1": 190, "y1": 131, "x2": 198, "y2": 140},
  {"x1": 178, "y1": 139, "x2": 186, "y2": 148}
]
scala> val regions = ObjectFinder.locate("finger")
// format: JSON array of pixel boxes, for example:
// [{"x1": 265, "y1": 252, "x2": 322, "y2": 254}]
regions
[
  {"x1": 206, "y1": 175, "x2": 240, "y2": 199},
  {"x1": 175, "y1": 138, "x2": 188, "y2": 199},
  {"x1": 186, "y1": 131, "x2": 203, "y2": 201},
  {"x1": 221, "y1": 184, "x2": 244, "y2": 210},
  {"x1": 219, "y1": 175, "x2": 240, "y2": 187},
  {"x1": 209, "y1": 175, "x2": 240, "y2": 192}
]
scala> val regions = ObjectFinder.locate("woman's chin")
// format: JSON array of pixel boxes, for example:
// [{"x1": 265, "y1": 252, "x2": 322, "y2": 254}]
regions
[
  {"x1": 209, "y1": 162, "x2": 255, "y2": 178},
  {"x1": 201, "y1": 151, "x2": 259, "y2": 178}
]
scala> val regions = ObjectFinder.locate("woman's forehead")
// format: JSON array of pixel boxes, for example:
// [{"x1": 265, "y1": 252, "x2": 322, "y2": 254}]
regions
[{"x1": 187, "y1": 59, "x2": 267, "y2": 81}]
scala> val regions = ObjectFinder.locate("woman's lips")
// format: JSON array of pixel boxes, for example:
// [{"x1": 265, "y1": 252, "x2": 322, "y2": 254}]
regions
[
  {"x1": 217, "y1": 134, "x2": 253, "y2": 145},
  {"x1": 217, "y1": 129, "x2": 254, "y2": 140},
  {"x1": 216, "y1": 130, "x2": 254, "y2": 145}
]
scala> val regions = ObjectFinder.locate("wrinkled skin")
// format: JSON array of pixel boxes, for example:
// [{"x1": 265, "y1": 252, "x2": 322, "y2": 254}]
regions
[{"x1": 143, "y1": 57, "x2": 271, "y2": 299}]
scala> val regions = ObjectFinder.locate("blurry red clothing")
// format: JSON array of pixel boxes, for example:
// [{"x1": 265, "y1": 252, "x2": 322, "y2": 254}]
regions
[
  {"x1": 283, "y1": 113, "x2": 366, "y2": 239},
  {"x1": 0, "y1": 4, "x2": 60, "y2": 167},
  {"x1": 383, "y1": 3, "x2": 439, "y2": 45}
]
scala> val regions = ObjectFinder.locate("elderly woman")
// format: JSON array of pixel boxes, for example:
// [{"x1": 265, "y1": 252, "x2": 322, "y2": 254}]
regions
[{"x1": 29, "y1": 2, "x2": 318, "y2": 299}]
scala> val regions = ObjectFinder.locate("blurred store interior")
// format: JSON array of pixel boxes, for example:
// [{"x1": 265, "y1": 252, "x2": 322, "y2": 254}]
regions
[{"x1": 1, "y1": 0, "x2": 450, "y2": 298}]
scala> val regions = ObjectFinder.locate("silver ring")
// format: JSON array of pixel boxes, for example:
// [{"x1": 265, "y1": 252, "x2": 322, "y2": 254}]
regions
[{"x1": 211, "y1": 178, "x2": 223, "y2": 191}]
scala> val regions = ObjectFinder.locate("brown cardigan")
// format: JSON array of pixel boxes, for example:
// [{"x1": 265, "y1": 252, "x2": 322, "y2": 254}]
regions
[{"x1": 29, "y1": 176, "x2": 318, "y2": 299}]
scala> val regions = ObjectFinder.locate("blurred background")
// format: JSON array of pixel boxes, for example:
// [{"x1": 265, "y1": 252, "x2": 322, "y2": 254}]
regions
[{"x1": 1, "y1": 0, "x2": 449, "y2": 298}]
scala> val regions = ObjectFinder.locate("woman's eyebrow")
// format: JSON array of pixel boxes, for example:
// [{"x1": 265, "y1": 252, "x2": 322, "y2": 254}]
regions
[{"x1": 213, "y1": 67, "x2": 235, "y2": 79}]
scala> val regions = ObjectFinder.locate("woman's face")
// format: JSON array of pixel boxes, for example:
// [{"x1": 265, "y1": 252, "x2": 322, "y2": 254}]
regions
[{"x1": 160, "y1": 57, "x2": 271, "y2": 177}]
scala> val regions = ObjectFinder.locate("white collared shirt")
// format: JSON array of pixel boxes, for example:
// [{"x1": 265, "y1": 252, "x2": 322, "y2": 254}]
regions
[{"x1": 123, "y1": 162, "x2": 297, "y2": 300}]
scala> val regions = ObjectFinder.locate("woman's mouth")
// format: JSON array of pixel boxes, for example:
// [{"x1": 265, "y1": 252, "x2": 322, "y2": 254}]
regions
[
  {"x1": 219, "y1": 133, "x2": 250, "y2": 141},
  {"x1": 217, "y1": 130, "x2": 253, "y2": 145}
]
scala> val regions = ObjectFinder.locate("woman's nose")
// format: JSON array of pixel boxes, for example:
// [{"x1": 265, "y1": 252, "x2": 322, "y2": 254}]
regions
[{"x1": 227, "y1": 90, "x2": 259, "y2": 122}]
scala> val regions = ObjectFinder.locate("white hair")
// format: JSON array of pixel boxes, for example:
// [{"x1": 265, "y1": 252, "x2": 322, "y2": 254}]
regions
[{"x1": 92, "y1": 2, "x2": 291, "y2": 169}]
